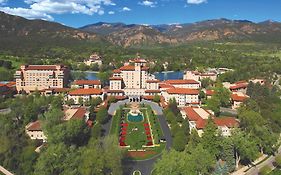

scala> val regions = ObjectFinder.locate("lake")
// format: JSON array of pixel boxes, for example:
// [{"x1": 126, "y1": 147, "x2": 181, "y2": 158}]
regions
[{"x1": 84, "y1": 71, "x2": 184, "y2": 81}]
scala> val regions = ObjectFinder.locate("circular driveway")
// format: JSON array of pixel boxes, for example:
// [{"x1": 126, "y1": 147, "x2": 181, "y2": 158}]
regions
[{"x1": 107, "y1": 100, "x2": 172, "y2": 175}]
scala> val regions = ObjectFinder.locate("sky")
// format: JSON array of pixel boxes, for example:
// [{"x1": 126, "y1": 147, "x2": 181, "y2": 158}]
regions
[{"x1": 0, "y1": 0, "x2": 280, "y2": 28}]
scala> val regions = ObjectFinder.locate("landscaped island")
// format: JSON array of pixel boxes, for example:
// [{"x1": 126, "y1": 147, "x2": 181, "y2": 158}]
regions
[{"x1": 110, "y1": 103, "x2": 165, "y2": 160}]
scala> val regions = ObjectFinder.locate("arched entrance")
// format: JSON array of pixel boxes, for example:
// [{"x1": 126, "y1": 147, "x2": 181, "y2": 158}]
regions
[{"x1": 129, "y1": 96, "x2": 141, "y2": 103}]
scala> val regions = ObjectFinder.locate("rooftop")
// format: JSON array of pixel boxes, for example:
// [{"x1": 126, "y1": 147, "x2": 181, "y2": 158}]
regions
[
  {"x1": 69, "y1": 88, "x2": 103, "y2": 95},
  {"x1": 164, "y1": 79, "x2": 200, "y2": 85},
  {"x1": 166, "y1": 88, "x2": 199, "y2": 95}
]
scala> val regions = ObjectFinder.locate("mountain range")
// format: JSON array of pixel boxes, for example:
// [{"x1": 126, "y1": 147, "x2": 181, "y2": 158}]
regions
[{"x1": 1, "y1": 11, "x2": 281, "y2": 50}]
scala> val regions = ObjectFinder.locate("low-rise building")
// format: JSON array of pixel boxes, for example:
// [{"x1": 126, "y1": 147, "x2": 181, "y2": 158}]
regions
[
  {"x1": 184, "y1": 71, "x2": 217, "y2": 81},
  {"x1": 0, "y1": 81, "x2": 16, "y2": 97},
  {"x1": 15, "y1": 65, "x2": 69, "y2": 94},
  {"x1": 162, "y1": 88, "x2": 199, "y2": 107},
  {"x1": 44, "y1": 88, "x2": 70, "y2": 96},
  {"x1": 26, "y1": 107, "x2": 89, "y2": 141},
  {"x1": 84, "y1": 53, "x2": 102, "y2": 66},
  {"x1": 231, "y1": 93, "x2": 249, "y2": 109},
  {"x1": 72, "y1": 80, "x2": 102, "y2": 89},
  {"x1": 25, "y1": 120, "x2": 47, "y2": 142},
  {"x1": 163, "y1": 79, "x2": 200, "y2": 89},
  {"x1": 180, "y1": 106, "x2": 239, "y2": 137},
  {"x1": 63, "y1": 107, "x2": 89, "y2": 121},
  {"x1": 67, "y1": 88, "x2": 104, "y2": 104},
  {"x1": 205, "y1": 89, "x2": 214, "y2": 99}
]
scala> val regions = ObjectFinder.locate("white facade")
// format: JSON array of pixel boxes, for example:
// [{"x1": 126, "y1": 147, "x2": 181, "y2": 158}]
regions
[
  {"x1": 162, "y1": 88, "x2": 199, "y2": 107},
  {"x1": 109, "y1": 59, "x2": 160, "y2": 97},
  {"x1": 25, "y1": 121, "x2": 47, "y2": 142},
  {"x1": 15, "y1": 65, "x2": 69, "y2": 93},
  {"x1": 67, "y1": 88, "x2": 104, "y2": 104}
]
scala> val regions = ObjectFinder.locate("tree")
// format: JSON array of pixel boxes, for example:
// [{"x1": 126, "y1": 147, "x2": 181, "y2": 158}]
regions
[
  {"x1": 65, "y1": 98, "x2": 74, "y2": 106},
  {"x1": 153, "y1": 94, "x2": 161, "y2": 103},
  {"x1": 34, "y1": 143, "x2": 80, "y2": 175},
  {"x1": 186, "y1": 129, "x2": 201, "y2": 152},
  {"x1": 79, "y1": 136, "x2": 123, "y2": 175},
  {"x1": 173, "y1": 131, "x2": 187, "y2": 151},
  {"x1": 231, "y1": 129, "x2": 259, "y2": 169},
  {"x1": 206, "y1": 97, "x2": 220, "y2": 116},
  {"x1": 153, "y1": 145, "x2": 215, "y2": 175},
  {"x1": 201, "y1": 78, "x2": 213, "y2": 88},
  {"x1": 78, "y1": 97, "x2": 84, "y2": 106},
  {"x1": 97, "y1": 71, "x2": 111, "y2": 86},
  {"x1": 201, "y1": 118, "x2": 220, "y2": 157},
  {"x1": 91, "y1": 97, "x2": 102, "y2": 108},
  {"x1": 96, "y1": 106, "x2": 108, "y2": 124}
]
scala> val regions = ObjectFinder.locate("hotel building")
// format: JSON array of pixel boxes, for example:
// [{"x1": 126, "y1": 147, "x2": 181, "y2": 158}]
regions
[
  {"x1": 108, "y1": 58, "x2": 160, "y2": 101},
  {"x1": 15, "y1": 65, "x2": 69, "y2": 93}
]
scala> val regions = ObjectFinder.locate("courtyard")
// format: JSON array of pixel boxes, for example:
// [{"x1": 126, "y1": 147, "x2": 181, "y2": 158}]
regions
[{"x1": 110, "y1": 102, "x2": 166, "y2": 160}]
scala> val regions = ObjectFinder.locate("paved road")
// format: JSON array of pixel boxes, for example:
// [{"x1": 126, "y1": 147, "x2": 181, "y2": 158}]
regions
[
  {"x1": 0, "y1": 165, "x2": 14, "y2": 175},
  {"x1": 245, "y1": 146, "x2": 281, "y2": 175},
  {"x1": 220, "y1": 107, "x2": 238, "y2": 116},
  {"x1": 107, "y1": 100, "x2": 172, "y2": 175},
  {"x1": 123, "y1": 114, "x2": 172, "y2": 175}
]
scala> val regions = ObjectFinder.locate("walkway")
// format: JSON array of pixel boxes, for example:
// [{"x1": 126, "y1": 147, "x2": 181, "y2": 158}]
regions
[
  {"x1": 107, "y1": 100, "x2": 172, "y2": 175},
  {"x1": 0, "y1": 165, "x2": 14, "y2": 175},
  {"x1": 231, "y1": 146, "x2": 281, "y2": 175}
]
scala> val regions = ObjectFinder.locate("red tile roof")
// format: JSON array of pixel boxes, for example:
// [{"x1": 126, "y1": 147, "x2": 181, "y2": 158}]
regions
[
  {"x1": 213, "y1": 117, "x2": 239, "y2": 128},
  {"x1": 164, "y1": 79, "x2": 200, "y2": 85},
  {"x1": 5, "y1": 81, "x2": 16, "y2": 87},
  {"x1": 24, "y1": 65, "x2": 66, "y2": 71},
  {"x1": 206, "y1": 89, "x2": 215, "y2": 96},
  {"x1": 45, "y1": 88, "x2": 70, "y2": 93},
  {"x1": 26, "y1": 120, "x2": 42, "y2": 131},
  {"x1": 69, "y1": 88, "x2": 103, "y2": 95},
  {"x1": 134, "y1": 58, "x2": 147, "y2": 63},
  {"x1": 159, "y1": 83, "x2": 175, "y2": 89},
  {"x1": 146, "y1": 79, "x2": 160, "y2": 83},
  {"x1": 145, "y1": 89, "x2": 161, "y2": 93},
  {"x1": 113, "y1": 69, "x2": 121, "y2": 73},
  {"x1": 119, "y1": 65, "x2": 149, "y2": 71},
  {"x1": 142, "y1": 95, "x2": 154, "y2": 100},
  {"x1": 182, "y1": 107, "x2": 238, "y2": 129},
  {"x1": 73, "y1": 80, "x2": 101, "y2": 85},
  {"x1": 72, "y1": 108, "x2": 87, "y2": 119},
  {"x1": 231, "y1": 94, "x2": 248, "y2": 102},
  {"x1": 182, "y1": 107, "x2": 209, "y2": 129},
  {"x1": 166, "y1": 88, "x2": 199, "y2": 95},
  {"x1": 107, "y1": 89, "x2": 124, "y2": 93},
  {"x1": 109, "y1": 77, "x2": 123, "y2": 81},
  {"x1": 230, "y1": 83, "x2": 248, "y2": 90}
]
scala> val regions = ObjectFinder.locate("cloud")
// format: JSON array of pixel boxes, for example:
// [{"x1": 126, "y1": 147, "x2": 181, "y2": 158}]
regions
[
  {"x1": 187, "y1": 0, "x2": 207, "y2": 4},
  {"x1": 0, "y1": 0, "x2": 115, "y2": 20},
  {"x1": 0, "y1": 6, "x2": 54, "y2": 20},
  {"x1": 138, "y1": 1, "x2": 157, "y2": 7},
  {"x1": 122, "y1": 7, "x2": 131, "y2": 11},
  {"x1": 108, "y1": 11, "x2": 115, "y2": 15}
]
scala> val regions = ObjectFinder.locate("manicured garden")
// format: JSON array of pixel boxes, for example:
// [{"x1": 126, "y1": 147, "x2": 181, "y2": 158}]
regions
[{"x1": 109, "y1": 103, "x2": 166, "y2": 160}]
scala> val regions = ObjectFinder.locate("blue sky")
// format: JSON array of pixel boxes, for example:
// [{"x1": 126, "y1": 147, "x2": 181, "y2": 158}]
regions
[{"x1": 0, "y1": 0, "x2": 280, "y2": 28}]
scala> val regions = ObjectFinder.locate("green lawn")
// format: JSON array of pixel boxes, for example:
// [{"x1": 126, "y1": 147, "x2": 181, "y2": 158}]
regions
[
  {"x1": 110, "y1": 104, "x2": 166, "y2": 160},
  {"x1": 125, "y1": 117, "x2": 148, "y2": 149}
]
